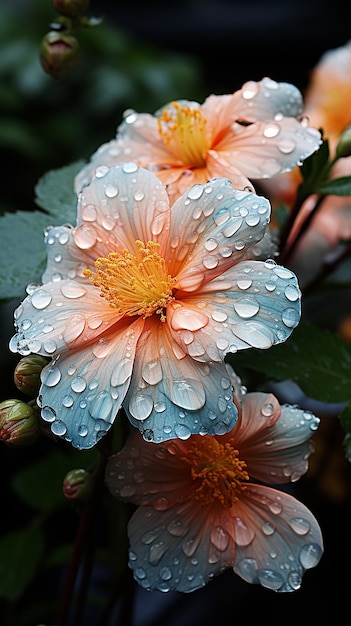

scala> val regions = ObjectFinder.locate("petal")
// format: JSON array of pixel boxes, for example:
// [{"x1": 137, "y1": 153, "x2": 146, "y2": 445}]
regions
[
  {"x1": 202, "y1": 79, "x2": 304, "y2": 139},
  {"x1": 38, "y1": 318, "x2": 144, "y2": 449},
  {"x1": 218, "y1": 118, "x2": 321, "y2": 179},
  {"x1": 42, "y1": 225, "x2": 89, "y2": 284},
  {"x1": 124, "y1": 319, "x2": 238, "y2": 442},
  {"x1": 168, "y1": 260, "x2": 301, "y2": 362},
  {"x1": 76, "y1": 163, "x2": 170, "y2": 258},
  {"x1": 166, "y1": 177, "x2": 271, "y2": 288},
  {"x1": 237, "y1": 78, "x2": 305, "y2": 120},
  {"x1": 106, "y1": 429, "x2": 192, "y2": 508},
  {"x1": 126, "y1": 502, "x2": 236, "y2": 592},
  {"x1": 74, "y1": 112, "x2": 178, "y2": 193},
  {"x1": 10, "y1": 280, "x2": 122, "y2": 357},
  {"x1": 237, "y1": 398, "x2": 320, "y2": 485},
  {"x1": 232, "y1": 484, "x2": 323, "y2": 591}
]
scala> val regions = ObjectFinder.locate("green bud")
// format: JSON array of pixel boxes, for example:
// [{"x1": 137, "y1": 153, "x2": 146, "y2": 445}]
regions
[
  {"x1": 53, "y1": 0, "x2": 90, "y2": 18},
  {"x1": 63, "y1": 468, "x2": 94, "y2": 502},
  {"x1": 39, "y1": 31, "x2": 79, "y2": 79},
  {"x1": 336, "y1": 126, "x2": 351, "y2": 159},
  {"x1": 14, "y1": 355, "x2": 49, "y2": 397},
  {"x1": 0, "y1": 399, "x2": 41, "y2": 447}
]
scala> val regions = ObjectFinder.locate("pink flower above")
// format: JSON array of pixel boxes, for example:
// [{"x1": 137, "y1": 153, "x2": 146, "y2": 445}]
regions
[
  {"x1": 75, "y1": 77, "x2": 322, "y2": 205},
  {"x1": 106, "y1": 386, "x2": 323, "y2": 592},
  {"x1": 10, "y1": 164, "x2": 301, "y2": 449}
]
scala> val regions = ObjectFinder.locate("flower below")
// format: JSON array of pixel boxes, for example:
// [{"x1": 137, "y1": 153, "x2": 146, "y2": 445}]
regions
[{"x1": 106, "y1": 380, "x2": 323, "y2": 593}]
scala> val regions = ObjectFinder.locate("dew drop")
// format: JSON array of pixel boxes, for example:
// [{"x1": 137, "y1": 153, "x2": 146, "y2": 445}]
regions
[
  {"x1": 129, "y1": 393, "x2": 153, "y2": 420},
  {"x1": 234, "y1": 297, "x2": 260, "y2": 318},
  {"x1": 71, "y1": 376, "x2": 87, "y2": 393},
  {"x1": 288, "y1": 517, "x2": 311, "y2": 536},
  {"x1": 78, "y1": 424, "x2": 89, "y2": 437},
  {"x1": 285, "y1": 284, "x2": 300, "y2": 301},
  {"x1": 95, "y1": 165, "x2": 109, "y2": 178},
  {"x1": 51, "y1": 420, "x2": 67, "y2": 436},
  {"x1": 134, "y1": 190, "x2": 145, "y2": 201},
  {"x1": 282, "y1": 307, "x2": 300, "y2": 328},
  {"x1": 299, "y1": 543, "x2": 322, "y2": 569},
  {"x1": 174, "y1": 423, "x2": 192, "y2": 440},
  {"x1": 122, "y1": 162, "x2": 138, "y2": 173},
  {"x1": 41, "y1": 365, "x2": 61, "y2": 387},
  {"x1": 105, "y1": 184, "x2": 118, "y2": 198},
  {"x1": 31, "y1": 289, "x2": 52, "y2": 310}
]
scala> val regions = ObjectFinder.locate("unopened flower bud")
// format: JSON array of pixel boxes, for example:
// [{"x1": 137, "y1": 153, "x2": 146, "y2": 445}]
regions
[
  {"x1": 53, "y1": 0, "x2": 90, "y2": 17},
  {"x1": 40, "y1": 31, "x2": 79, "y2": 79},
  {"x1": 63, "y1": 468, "x2": 94, "y2": 502},
  {"x1": 14, "y1": 355, "x2": 49, "y2": 397},
  {"x1": 336, "y1": 126, "x2": 351, "y2": 159},
  {"x1": 0, "y1": 399, "x2": 41, "y2": 447}
]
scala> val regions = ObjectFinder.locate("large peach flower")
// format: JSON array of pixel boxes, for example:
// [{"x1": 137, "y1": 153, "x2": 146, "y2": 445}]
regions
[
  {"x1": 10, "y1": 164, "x2": 301, "y2": 449},
  {"x1": 75, "y1": 77, "x2": 321, "y2": 205},
  {"x1": 106, "y1": 377, "x2": 323, "y2": 593}
]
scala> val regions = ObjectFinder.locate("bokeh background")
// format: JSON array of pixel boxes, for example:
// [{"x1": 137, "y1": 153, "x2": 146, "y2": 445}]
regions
[{"x1": 1, "y1": 1, "x2": 351, "y2": 624}]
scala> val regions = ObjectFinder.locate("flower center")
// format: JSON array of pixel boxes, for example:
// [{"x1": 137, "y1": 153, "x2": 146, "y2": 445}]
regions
[
  {"x1": 181, "y1": 436, "x2": 249, "y2": 508},
  {"x1": 158, "y1": 102, "x2": 209, "y2": 167},
  {"x1": 84, "y1": 240, "x2": 176, "y2": 320}
]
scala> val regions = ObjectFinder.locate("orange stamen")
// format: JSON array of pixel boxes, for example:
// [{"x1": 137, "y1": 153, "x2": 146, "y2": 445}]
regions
[{"x1": 84, "y1": 240, "x2": 176, "y2": 321}]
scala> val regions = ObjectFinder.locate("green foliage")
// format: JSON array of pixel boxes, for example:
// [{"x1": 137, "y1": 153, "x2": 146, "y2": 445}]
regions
[
  {"x1": 0, "y1": 162, "x2": 81, "y2": 301},
  {"x1": 228, "y1": 322, "x2": 351, "y2": 403},
  {"x1": 0, "y1": 527, "x2": 44, "y2": 600},
  {"x1": 12, "y1": 447, "x2": 98, "y2": 513},
  {"x1": 315, "y1": 176, "x2": 351, "y2": 196}
]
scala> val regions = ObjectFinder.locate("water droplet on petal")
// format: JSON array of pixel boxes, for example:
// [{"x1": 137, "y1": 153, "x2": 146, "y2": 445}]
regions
[
  {"x1": 288, "y1": 517, "x2": 311, "y2": 536},
  {"x1": 31, "y1": 289, "x2": 52, "y2": 310},
  {"x1": 122, "y1": 162, "x2": 138, "y2": 173},
  {"x1": 41, "y1": 364, "x2": 61, "y2": 387},
  {"x1": 299, "y1": 543, "x2": 323, "y2": 569}
]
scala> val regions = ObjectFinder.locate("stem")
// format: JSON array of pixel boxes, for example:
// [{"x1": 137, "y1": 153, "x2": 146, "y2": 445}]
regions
[
  {"x1": 56, "y1": 432, "x2": 113, "y2": 626},
  {"x1": 279, "y1": 194, "x2": 325, "y2": 265}
]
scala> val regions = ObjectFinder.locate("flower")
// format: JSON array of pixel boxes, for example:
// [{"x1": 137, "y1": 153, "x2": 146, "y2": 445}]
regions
[
  {"x1": 303, "y1": 40, "x2": 351, "y2": 151},
  {"x1": 75, "y1": 77, "x2": 321, "y2": 205},
  {"x1": 10, "y1": 163, "x2": 301, "y2": 449},
  {"x1": 106, "y1": 377, "x2": 323, "y2": 593}
]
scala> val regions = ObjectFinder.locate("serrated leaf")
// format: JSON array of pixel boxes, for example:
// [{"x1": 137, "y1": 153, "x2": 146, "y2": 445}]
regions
[
  {"x1": 0, "y1": 527, "x2": 44, "y2": 600},
  {"x1": 315, "y1": 175, "x2": 351, "y2": 196},
  {"x1": 227, "y1": 322, "x2": 351, "y2": 403},
  {"x1": 34, "y1": 160, "x2": 84, "y2": 221},
  {"x1": 0, "y1": 210, "x2": 51, "y2": 300},
  {"x1": 12, "y1": 448, "x2": 98, "y2": 513},
  {"x1": 300, "y1": 138, "x2": 330, "y2": 183},
  {"x1": 0, "y1": 161, "x2": 84, "y2": 301}
]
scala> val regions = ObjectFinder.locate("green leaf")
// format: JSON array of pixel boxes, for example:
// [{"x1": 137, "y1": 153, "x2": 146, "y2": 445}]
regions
[
  {"x1": 34, "y1": 160, "x2": 84, "y2": 220},
  {"x1": 227, "y1": 322, "x2": 351, "y2": 403},
  {"x1": 0, "y1": 161, "x2": 84, "y2": 300},
  {"x1": 12, "y1": 447, "x2": 98, "y2": 513},
  {"x1": 315, "y1": 175, "x2": 351, "y2": 196},
  {"x1": 299, "y1": 138, "x2": 330, "y2": 184},
  {"x1": 0, "y1": 527, "x2": 44, "y2": 600},
  {"x1": 0, "y1": 210, "x2": 51, "y2": 300}
]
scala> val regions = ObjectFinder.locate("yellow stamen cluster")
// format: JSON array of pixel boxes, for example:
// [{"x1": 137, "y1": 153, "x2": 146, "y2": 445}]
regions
[
  {"x1": 182, "y1": 436, "x2": 249, "y2": 508},
  {"x1": 84, "y1": 240, "x2": 176, "y2": 321},
  {"x1": 158, "y1": 102, "x2": 209, "y2": 167}
]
